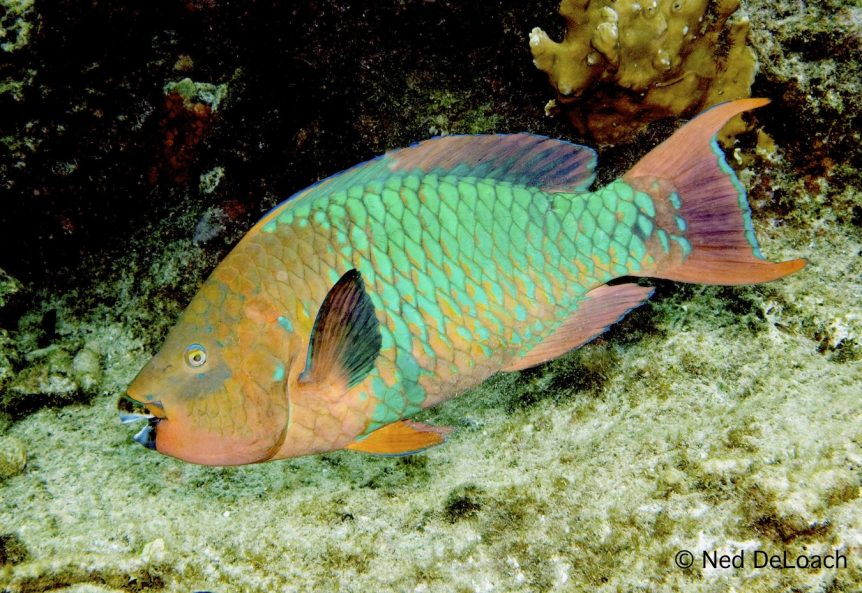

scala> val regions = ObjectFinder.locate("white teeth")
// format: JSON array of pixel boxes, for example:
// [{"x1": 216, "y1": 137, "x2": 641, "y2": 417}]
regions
[
  {"x1": 133, "y1": 425, "x2": 156, "y2": 449},
  {"x1": 133, "y1": 425, "x2": 151, "y2": 442},
  {"x1": 120, "y1": 412, "x2": 153, "y2": 425}
]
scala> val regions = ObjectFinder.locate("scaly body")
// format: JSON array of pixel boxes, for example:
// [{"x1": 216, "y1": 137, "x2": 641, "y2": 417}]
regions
[{"x1": 122, "y1": 99, "x2": 804, "y2": 465}]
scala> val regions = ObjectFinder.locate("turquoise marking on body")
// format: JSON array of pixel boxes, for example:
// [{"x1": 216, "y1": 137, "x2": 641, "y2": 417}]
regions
[
  {"x1": 457, "y1": 179, "x2": 478, "y2": 204},
  {"x1": 674, "y1": 215, "x2": 687, "y2": 232},
  {"x1": 346, "y1": 199, "x2": 367, "y2": 231},
  {"x1": 657, "y1": 229, "x2": 670, "y2": 253},
  {"x1": 312, "y1": 209, "x2": 329, "y2": 229},
  {"x1": 365, "y1": 191, "x2": 386, "y2": 225},
  {"x1": 512, "y1": 186, "x2": 532, "y2": 211},
  {"x1": 379, "y1": 324, "x2": 394, "y2": 349},
  {"x1": 592, "y1": 228, "x2": 611, "y2": 253},
  {"x1": 671, "y1": 235, "x2": 693, "y2": 257},
  {"x1": 346, "y1": 184, "x2": 363, "y2": 200},
  {"x1": 357, "y1": 257, "x2": 376, "y2": 287},
  {"x1": 389, "y1": 314, "x2": 413, "y2": 357},
  {"x1": 277, "y1": 316, "x2": 293, "y2": 332},
  {"x1": 370, "y1": 244, "x2": 393, "y2": 283},
  {"x1": 515, "y1": 303, "x2": 527, "y2": 321},
  {"x1": 402, "y1": 207, "x2": 421, "y2": 240},
  {"x1": 402, "y1": 303, "x2": 427, "y2": 342},
  {"x1": 417, "y1": 293, "x2": 445, "y2": 333},
  {"x1": 575, "y1": 232, "x2": 593, "y2": 258},
  {"x1": 587, "y1": 195, "x2": 603, "y2": 217},
  {"x1": 379, "y1": 281, "x2": 400, "y2": 310},
  {"x1": 636, "y1": 216, "x2": 653, "y2": 237},
  {"x1": 262, "y1": 221, "x2": 277, "y2": 233},
  {"x1": 396, "y1": 349, "x2": 421, "y2": 383},
  {"x1": 404, "y1": 235, "x2": 425, "y2": 269},
  {"x1": 371, "y1": 377, "x2": 388, "y2": 401},
  {"x1": 597, "y1": 208, "x2": 615, "y2": 234},
  {"x1": 669, "y1": 192, "x2": 682, "y2": 209},
  {"x1": 629, "y1": 234, "x2": 647, "y2": 261},
  {"x1": 618, "y1": 200, "x2": 638, "y2": 226},
  {"x1": 613, "y1": 180, "x2": 634, "y2": 200},
  {"x1": 634, "y1": 191, "x2": 656, "y2": 217},
  {"x1": 403, "y1": 173, "x2": 420, "y2": 190},
  {"x1": 273, "y1": 362, "x2": 285, "y2": 382}
]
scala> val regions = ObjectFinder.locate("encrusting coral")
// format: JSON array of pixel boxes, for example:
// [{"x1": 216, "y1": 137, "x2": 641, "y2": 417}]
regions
[{"x1": 529, "y1": 0, "x2": 756, "y2": 143}]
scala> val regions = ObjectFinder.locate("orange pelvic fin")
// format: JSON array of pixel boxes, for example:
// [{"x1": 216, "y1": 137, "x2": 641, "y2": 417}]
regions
[
  {"x1": 345, "y1": 420, "x2": 453, "y2": 456},
  {"x1": 502, "y1": 283, "x2": 654, "y2": 371}
]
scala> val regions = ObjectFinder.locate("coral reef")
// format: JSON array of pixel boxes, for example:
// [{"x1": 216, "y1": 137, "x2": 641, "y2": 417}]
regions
[{"x1": 530, "y1": 0, "x2": 756, "y2": 143}]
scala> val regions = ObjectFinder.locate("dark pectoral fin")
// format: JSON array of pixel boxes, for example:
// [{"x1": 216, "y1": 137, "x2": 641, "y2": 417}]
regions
[
  {"x1": 345, "y1": 421, "x2": 453, "y2": 456},
  {"x1": 301, "y1": 269, "x2": 382, "y2": 388},
  {"x1": 502, "y1": 283, "x2": 654, "y2": 371}
]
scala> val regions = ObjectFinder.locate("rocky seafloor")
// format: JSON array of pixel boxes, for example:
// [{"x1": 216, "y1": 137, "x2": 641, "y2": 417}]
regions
[{"x1": 0, "y1": 0, "x2": 860, "y2": 591}]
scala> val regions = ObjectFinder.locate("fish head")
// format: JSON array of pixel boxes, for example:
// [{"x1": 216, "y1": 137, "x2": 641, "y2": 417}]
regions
[{"x1": 120, "y1": 283, "x2": 293, "y2": 466}]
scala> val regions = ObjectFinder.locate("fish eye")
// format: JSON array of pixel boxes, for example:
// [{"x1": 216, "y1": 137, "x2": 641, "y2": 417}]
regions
[{"x1": 185, "y1": 343, "x2": 207, "y2": 368}]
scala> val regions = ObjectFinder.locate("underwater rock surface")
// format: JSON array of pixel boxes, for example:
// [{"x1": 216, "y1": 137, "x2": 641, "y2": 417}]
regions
[{"x1": 0, "y1": 0, "x2": 860, "y2": 591}]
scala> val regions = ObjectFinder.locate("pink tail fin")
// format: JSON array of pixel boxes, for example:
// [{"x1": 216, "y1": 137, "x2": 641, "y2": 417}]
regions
[{"x1": 624, "y1": 99, "x2": 805, "y2": 285}]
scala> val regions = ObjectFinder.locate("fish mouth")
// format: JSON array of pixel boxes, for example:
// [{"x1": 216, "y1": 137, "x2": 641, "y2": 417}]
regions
[{"x1": 118, "y1": 395, "x2": 163, "y2": 450}]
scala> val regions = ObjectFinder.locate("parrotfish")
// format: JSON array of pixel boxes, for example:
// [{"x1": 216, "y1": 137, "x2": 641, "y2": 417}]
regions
[{"x1": 119, "y1": 99, "x2": 804, "y2": 465}]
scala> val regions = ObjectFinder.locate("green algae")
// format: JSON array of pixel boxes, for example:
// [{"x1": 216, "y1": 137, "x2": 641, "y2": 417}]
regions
[
  {"x1": 163, "y1": 78, "x2": 229, "y2": 112},
  {"x1": 0, "y1": 0, "x2": 35, "y2": 54}
]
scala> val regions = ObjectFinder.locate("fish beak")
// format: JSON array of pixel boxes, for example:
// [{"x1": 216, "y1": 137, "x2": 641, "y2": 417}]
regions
[
  {"x1": 120, "y1": 411, "x2": 153, "y2": 424},
  {"x1": 133, "y1": 423, "x2": 157, "y2": 449},
  {"x1": 118, "y1": 395, "x2": 163, "y2": 451}
]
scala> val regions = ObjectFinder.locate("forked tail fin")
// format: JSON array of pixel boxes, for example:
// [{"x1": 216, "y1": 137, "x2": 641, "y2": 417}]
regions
[{"x1": 624, "y1": 99, "x2": 805, "y2": 285}]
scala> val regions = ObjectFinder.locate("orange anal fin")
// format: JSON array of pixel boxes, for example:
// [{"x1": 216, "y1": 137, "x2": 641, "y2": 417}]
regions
[
  {"x1": 502, "y1": 283, "x2": 654, "y2": 372},
  {"x1": 345, "y1": 420, "x2": 453, "y2": 456},
  {"x1": 656, "y1": 256, "x2": 806, "y2": 285}
]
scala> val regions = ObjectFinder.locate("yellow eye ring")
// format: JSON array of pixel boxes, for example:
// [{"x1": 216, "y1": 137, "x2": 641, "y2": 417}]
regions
[{"x1": 185, "y1": 343, "x2": 207, "y2": 368}]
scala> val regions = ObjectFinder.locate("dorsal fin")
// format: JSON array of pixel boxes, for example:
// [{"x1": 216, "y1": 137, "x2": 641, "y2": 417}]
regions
[
  {"x1": 388, "y1": 134, "x2": 597, "y2": 192},
  {"x1": 254, "y1": 134, "x2": 597, "y2": 233},
  {"x1": 502, "y1": 284, "x2": 654, "y2": 372}
]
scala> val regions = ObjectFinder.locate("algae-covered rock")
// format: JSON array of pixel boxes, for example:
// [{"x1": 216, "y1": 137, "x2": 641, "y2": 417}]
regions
[
  {"x1": 5, "y1": 346, "x2": 78, "y2": 414},
  {"x1": 71, "y1": 342, "x2": 102, "y2": 394},
  {"x1": 0, "y1": 532, "x2": 29, "y2": 565},
  {"x1": 0, "y1": 268, "x2": 21, "y2": 309},
  {"x1": 163, "y1": 77, "x2": 229, "y2": 112},
  {"x1": 530, "y1": 0, "x2": 756, "y2": 143},
  {"x1": 1, "y1": 340, "x2": 106, "y2": 416},
  {"x1": 0, "y1": 0, "x2": 36, "y2": 54},
  {"x1": 0, "y1": 435, "x2": 26, "y2": 479}
]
